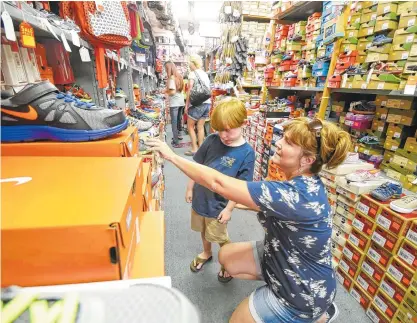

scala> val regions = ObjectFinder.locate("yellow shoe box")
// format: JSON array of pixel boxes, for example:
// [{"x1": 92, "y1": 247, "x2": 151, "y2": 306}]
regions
[
  {"x1": 393, "y1": 32, "x2": 416, "y2": 46},
  {"x1": 366, "y1": 52, "x2": 389, "y2": 62},
  {"x1": 375, "y1": 19, "x2": 399, "y2": 33},
  {"x1": 359, "y1": 25, "x2": 375, "y2": 38},
  {"x1": 367, "y1": 43, "x2": 392, "y2": 54},
  {"x1": 350, "y1": 282, "x2": 372, "y2": 310},
  {"x1": 358, "y1": 38, "x2": 373, "y2": 54},
  {"x1": 399, "y1": 1, "x2": 417, "y2": 15},
  {"x1": 368, "y1": 79, "x2": 399, "y2": 91},
  {"x1": 386, "y1": 96, "x2": 415, "y2": 110},
  {"x1": 392, "y1": 301, "x2": 417, "y2": 323},
  {"x1": 405, "y1": 138, "x2": 417, "y2": 154},
  {"x1": 357, "y1": 1, "x2": 378, "y2": 11},
  {"x1": 377, "y1": 2, "x2": 398, "y2": 16},
  {"x1": 405, "y1": 58, "x2": 417, "y2": 73},
  {"x1": 387, "y1": 109, "x2": 416, "y2": 126},
  {"x1": 341, "y1": 42, "x2": 358, "y2": 52},
  {"x1": 361, "y1": 11, "x2": 378, "y2": 24},
  {"x1": 389, "y1": 49, "x2": 411, "y2": 61},
  {"x1": 399, "y1": 12, "x2": 417, "y2": 30}
]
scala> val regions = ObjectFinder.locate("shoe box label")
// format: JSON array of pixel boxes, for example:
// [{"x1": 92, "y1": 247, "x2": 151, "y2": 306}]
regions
[
  {"x1": 366, "y1": 304, "x2": 390, "y2": 323},
  {"x1": 380, "y1": 273, "x2": 406, "y2": 305},
  {"x1": 387, "y1": 257, "x2": 414, "y2": 290},
  {"x1": 357, "y1": 269, "x2": 378, "y2": 297},
  {"x1": 348, "y1": 228, "x2": 370, "y2": 252},
  {"x1": 334, "y1": 213, "x2": 352, "y2": 234},
  {"x1": 372, "y1": 225, "x2": 399, "y2": 253},
  {"x1": 374, "y1": 289, "x2": 397, "y2": 319},
  {"x1": 339, "y1": 255, "x2": 359, "y2": 280},
  {"x1": 404, "y1": 283, "x2": 417, "y2": 314},
  {"x1": 406, "y1": 222, "x2": 417, "y2": 246},
  {"x1": 398, "y1": 240, "x2": 417, "y2": 270},
  {"x1": 350, "y1": 283, "x2": 372, "y2": 310},
  {"x1": 367, "y1": 241, "x2": 392, "y2": 269},
  {"x1": 337, "y1": 202, "x2": 356, "y2": 219},
  {"x1": 376, "y1": 207, "x2": 414, "y2": 237},
  {"x1": 331, "y1": 240, "x2": 344, "y2": 260},
  {"x1": 362, "y1": 256, "x2": 385, "y2": 284},
  {"x1": 353, "y1": 212, "x2": 376, "y2": 237},
  {"x1": 357, "y1": 195, "x2": 382, "y2": 220},
  {"x1": 332, "y1": 225, "x2": 349, "y2": 247},
  {"x1": 336, "y1": 186, "x2": 361, "y2": 202},
  {"x1": 336, "y1": 266, "x2": 353, "y2": 291},
  {"x1": 342, "y1": 241, "x2": 365, "y2": 265}
]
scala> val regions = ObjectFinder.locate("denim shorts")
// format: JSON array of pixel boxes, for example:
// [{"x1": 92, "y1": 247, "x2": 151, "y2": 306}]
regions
[
  {"x1": 188, "y1": 103, "x2": 210, "y2": 121},
  {"x1": 249, "y1": 241, "x2": 321, "y2": 323}
]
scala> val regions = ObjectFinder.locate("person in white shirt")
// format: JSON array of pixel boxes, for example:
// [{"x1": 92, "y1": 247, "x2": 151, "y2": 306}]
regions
[{"x1": 184, "y1": 54, "x2": 211, "y2": 156}]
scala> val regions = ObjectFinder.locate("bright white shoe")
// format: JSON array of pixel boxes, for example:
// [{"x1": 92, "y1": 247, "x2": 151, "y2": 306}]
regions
[
  {"x1": 346, "y1": 169, "x2": 381, "y2": 182},
  {"x1": 390, "y1": 195, "x2": 417, "y2": 214}
]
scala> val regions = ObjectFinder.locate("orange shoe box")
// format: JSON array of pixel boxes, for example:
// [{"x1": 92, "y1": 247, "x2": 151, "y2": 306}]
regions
[
  {"x1": 356, "y1": 269, "x2": 379, "y2": 298},
  {"x1": 387, "y1": 256, "x2": 415, "y2": 290},
  {"x1": 336, "y1": 266, "x2": 353, "y2": 292},
  {"x1": 130, "y1": 211, "x2": 165, "y2": 279},
  {"x1": 1, "y1": 126, "x2": 139, "y2": 157},
  {"x1": 1, "y1": 156, "x2": 144, "y2": 287},
  {"x1": 350, "y1": 282, "x2": 372, "y2": 310}
]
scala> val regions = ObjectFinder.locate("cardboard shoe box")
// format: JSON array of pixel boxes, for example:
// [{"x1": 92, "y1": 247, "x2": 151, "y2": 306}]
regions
[
  {"x1": 362, "y1": 255, "x2": 385, "y2": 284},
  {"x1": 1, "y1": 156, "x2": 144, "y2": 287},
  {"x1": 398, "y1": 239, "x2": 417, "y2": 271},
  {"x1": 350, "y1": 282, "x2": 372, "y2": 310},
  {"x1": 380, "y1": 273, "x2": 407, "y2": 305},
  {"x1": 336, "y1": 266, "x2": 353, "y2": 292},
  {"x1": 356, "y1": 269, "x2": 379, "y2": 298},
  {"x1": 387, "y1": 256, "x2": 415, "y2": 290},
  {"x1": 1, "y1": 126, "x2": 140, "y2": 157},
  {"x1": 367, "y1": 241, "x2": 393, "y2": 269}
]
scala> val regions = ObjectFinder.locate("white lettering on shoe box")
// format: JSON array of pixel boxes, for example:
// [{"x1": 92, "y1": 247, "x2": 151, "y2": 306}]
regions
[
  {"x1": 362, "y1": 261, "x2": 374, "y2": 277},
  {"x1": 398, "y1": 248, "x2": 415, "y2": 266},
  {"x1": 407, "y1": 230, "x2": 417, "y2": 245},
  {"x1": 372, "y1": 231, "x2": 386, "y2": 247},
  {"x1": 388, "y1": 265, "x2": 403, "y2": 282},
  {"x1": 353, "y1": 218, "x2": 365, "y2": 231},
  {"x1": 349, "y1": 234, "x2": 360, "y2": 247},
  {"x1": 374, "y1": 295, "x2": 388, "y2": 313},
  {"x1": 381, "y1": 281, "x2": 395, "y2": 298},
  {"x1": 368, "y1": 247, "x2": 381, "y2": 264},
  {"x1": 350, "y1": 288, "x2": 361, "y2": 303},
  {"x1": 376, "y1": 215, "x2": 391, "y2": 230},
  {"x1": 357, "y1": 202, "x2": 369, "y2": 215},
  {"x1": 357, "y1": 275, "x2": 369, "y2": 291}
]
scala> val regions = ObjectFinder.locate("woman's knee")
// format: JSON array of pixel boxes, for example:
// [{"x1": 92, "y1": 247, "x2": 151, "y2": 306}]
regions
[{"x1": 219, "y1": 244, "x2": 234, "y2": 267}]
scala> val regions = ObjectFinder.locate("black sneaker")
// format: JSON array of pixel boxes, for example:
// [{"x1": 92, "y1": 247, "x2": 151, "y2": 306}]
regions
[
  {"x1": 1, "y1": 81, "x2": 128, "y2": 142},
  {"x1": 326, "y1": 303, "x2": 339, "y2": 323}
]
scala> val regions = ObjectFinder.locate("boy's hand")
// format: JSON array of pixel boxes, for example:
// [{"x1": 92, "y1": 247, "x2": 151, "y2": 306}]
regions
[
  {"x1": 146, "y1": 138, "x2": 176, "y2": 161},
  {"x1": 185, "y1": 189, "x2": 193, "y2": 203},
  {"x1": 217, "y1": 208, "x2": 232, "y2": 224}
]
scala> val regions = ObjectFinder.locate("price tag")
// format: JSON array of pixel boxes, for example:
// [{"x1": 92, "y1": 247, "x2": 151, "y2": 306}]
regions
[
  {"x1": 372, "y1": 231, "x2": 386, "y2": 247},
  {"x1": 388, "y1": 265, "x2": 403, "y2": 282},
  {"x1": 349, "y1": 234, "x2": 360, "y2": 247},
  {"x1": 384, "y1": 6, "x2": 390, "y2": 14},
  {"x1": 378, "y1": 126, "x2": 384, "y2": 132},
  {"x1": 371, "y1": 14, "x2": 377, "y2": 21},
  {"x1": 366, "y1": 43, "x2": 372, "y2": 49},
  {"x1": 382, "y1": 23, "x2": 388, "y2": 30},
  {"x1": 402, "y1": 52, "x2": 409, "y2": 60},
  {"x1": 343, "y1": 248, "x2": 354, "y2": 260},
  {"x1": 350, "y1": 288, "x2": 361, "y2": 303},
  {"x1": 368, "y1": 28, "x2": 373, "y2": 35},
  {"x1": 349, "y1": 31, "x2": 354, "y2": 37},
  {"x1": 79, "y1": 47, "x2": 91, "y2": 62},
  {"x1": 393, "y1": 132, "x2": 401, "y2": 138},
  {"x1": 404, "y1": 75, "x2": 417, "y2": 96},
  {"x1": 1, "y1": 11, "x2": 16, "y2": 41},
  {"x1": 61, "y1": 33, "x2": 72, "y2": 52},
  {"x1": 339, "y1": 260, "x2": 349, "y2": 273},
  {"x1": 408, "y1": 19, "x2": 416, "y2": 27},
  {"x1": 374, "y1": 296, "x2": 388, "y2": 312},
  {"x1": 353, "y1": 218, "x2": 365, "y2": 231},
  {"x1": 361, "y1": 83, "x2": 367, "y2": 89},
  {"x1": 376, "y1": 215, "x2": 391, "y2": 230},
  {"x1": 368, "y1": 248, "x2": 381, "y2": 263},
  {"x1": 399, "y1": 248, "x2": 415, "y2": 266},
  {"x1": 336, "y1": 271, "x2": 344, "y2": 284},
  {"x1": 42, "y1": 18, "x2": 60, "y2": 40},
  {"x1": 357, "y1": 276, "x2": 369, "y2": 291},
  {"x1": 406, "y1": 230, "x2": 417, "y2": 245},
  {"x1": 367, "y1": 309, "x2": 379, "y2": 323},
  {"x1": 381, "y1": 281, "x2": 395, "y2": 298},
  {"x1": 348, "y1": 83, "x2": 353, "y2": 89},
  {"x1": 362, "y1": 262, "x2": 374, "y2": 276},
  {"x1": 364, "y1": 149, "x2": 370, "y2": 155},
  {"x1": 357, "y1": 202, "x2": 369, "y2": 215},
  {"x1": 19, "y1": 22, "x2": 36, "y2": 48},
  {"x1": 377, "y1": 83, "x2": 384, "y2": 90},
  {"x1": 406, "y1": 35, "x2": 414, "y2": 43},
  {"x1": 392, "y1": 145, "x2": 398, "y2": 151},
  {"x1": 71, "y1": 30, "x2": 80, "y2": 47}
]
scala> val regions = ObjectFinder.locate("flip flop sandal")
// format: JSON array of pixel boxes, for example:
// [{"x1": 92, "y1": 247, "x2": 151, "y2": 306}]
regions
[
  {"x1": 218, "y1": 266, "x2": 233, "y2": 283},
  {"x1": 190, "y1": 256, "x2": 213, "y2": 272}
]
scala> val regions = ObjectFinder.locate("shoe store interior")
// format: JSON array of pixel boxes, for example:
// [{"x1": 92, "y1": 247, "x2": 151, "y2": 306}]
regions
[{"x1": 1, "y1": 1, "x2": 417, "y2": 322}]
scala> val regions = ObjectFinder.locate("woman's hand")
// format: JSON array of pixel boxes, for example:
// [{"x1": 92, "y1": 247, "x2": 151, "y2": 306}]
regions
[
  {"x1": 217, "y1": 208, "x2": 232, "y2": 224},
  {"x1": 146, "y1": 138, "x2": 176, "y2": 161}
]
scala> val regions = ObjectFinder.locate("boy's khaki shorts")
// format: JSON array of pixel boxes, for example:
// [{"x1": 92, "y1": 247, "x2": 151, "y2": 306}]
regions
[{"x1": 191, "y1": 209, "x2": 230, "y2": 245}]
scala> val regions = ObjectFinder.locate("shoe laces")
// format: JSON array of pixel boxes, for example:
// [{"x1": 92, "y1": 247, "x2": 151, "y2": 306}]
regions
[
  {"x1": 56, "y1": 93, "x2": 94, "y2": 108},
  {"x1": 402, "y1": 195, "x2": 417, "y2": 203},
  {"x1": 376, "y1": 183, "x2": 397, "y2": 195}
]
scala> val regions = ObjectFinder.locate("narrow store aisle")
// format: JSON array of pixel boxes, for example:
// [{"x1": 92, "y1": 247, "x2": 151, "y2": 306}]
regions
[{"x1": 163, "y1": 132, "x2": 370, "y2": 323}]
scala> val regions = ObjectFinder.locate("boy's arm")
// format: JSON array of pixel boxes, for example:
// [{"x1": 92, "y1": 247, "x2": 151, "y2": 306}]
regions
[{"x1": 225, "y1": 201, "x2": 236, "y2": 211}]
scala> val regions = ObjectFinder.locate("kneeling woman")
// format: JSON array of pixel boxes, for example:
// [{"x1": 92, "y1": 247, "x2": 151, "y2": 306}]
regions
[{"x1": 147, "y1": 118, "x2": 351, "y2": 323}]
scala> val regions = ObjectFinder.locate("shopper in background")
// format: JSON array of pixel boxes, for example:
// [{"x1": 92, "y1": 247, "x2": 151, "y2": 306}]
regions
[
  {"x1": 184, "y1": 54, "x2": 211, "y2": 156},
  {"x1": 146, "y1": 118, "x2": 351, "y2": 323},
  {"x1": 185, "y1": 98, "x2": 254, "y2": 282},
  {"x1": 165, "y1": 61, "x2": 185, "y2": 148}
]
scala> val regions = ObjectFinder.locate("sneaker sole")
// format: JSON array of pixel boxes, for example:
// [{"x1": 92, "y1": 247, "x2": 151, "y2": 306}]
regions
[
  {"x1": 390, "y1": 202, "x2": 417, "y2": 214},
  {"x1": 1, "y1": 119, "x2": 129, "y2": 142}
]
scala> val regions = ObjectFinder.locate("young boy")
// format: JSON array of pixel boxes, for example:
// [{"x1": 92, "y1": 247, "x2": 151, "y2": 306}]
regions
[{"x1": 187, "y1": 97, "x2": 255, "y2": 283}]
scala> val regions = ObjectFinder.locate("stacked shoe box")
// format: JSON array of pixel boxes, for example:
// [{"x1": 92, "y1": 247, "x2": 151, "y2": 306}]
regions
[
  {"x1": 243, "y1": 113, "x2": 263, "y2": 181},
  {"x1": 241, "y1": 1, "x2": 273, "y2": 17},
  {"x1": 242, "y1": 21, "x2": 269, "y2": 51}
]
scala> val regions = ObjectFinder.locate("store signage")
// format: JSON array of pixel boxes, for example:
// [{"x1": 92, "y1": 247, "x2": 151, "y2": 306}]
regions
[{"x1": 19, "y1": 21, "x2": 35, "y2": 48}]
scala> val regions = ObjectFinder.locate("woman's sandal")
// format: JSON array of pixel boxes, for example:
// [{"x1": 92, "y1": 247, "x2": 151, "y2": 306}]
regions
[
  {"x1": 190, "y1": 255, "x2": 213, "y2": 272},
  {"x1": 218, "y1": 266, "x2": 233, "y2": 283}
]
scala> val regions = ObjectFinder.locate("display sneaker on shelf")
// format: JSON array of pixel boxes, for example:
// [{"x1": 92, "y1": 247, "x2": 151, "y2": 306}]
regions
[
  {"x1": 1, "y1": 81, "x2": 128, "y2": 142},
  {"x1": 351, "y1": 100, "x2": 376, "y2": 115},
  {"x1": 343, "y1": 152, "x2": 360, "y2": 164},
  {"x1": 390, "y1": 195, "x2": 417, "y2": 214},
  {"x1": 342, "y1": 65, "x2": 367, "y2": 76},
  {"x1": 371, "y1": 35, "x2": 393, "y2": 46},
  {"x1": 127, "y1": 116, "x2": 153, "y2": 132},
  {"x1": 370, "y1": 182, "x2": 402, "y2": 201},
  {"x1": 359, "y1": 135, "x2": 380, "y2": 145},
  {"x1": 326, "y1": 303, "x2": 339, "y2": 323},
  {"x1": 346, "y1": 169, "x2": 382, "y2": 182},
  {"x1": 115, "y1": 88, "x2": 127, "y2": 98}
]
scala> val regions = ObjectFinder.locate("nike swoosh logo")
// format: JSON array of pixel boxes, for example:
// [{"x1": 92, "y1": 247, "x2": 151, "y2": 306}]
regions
[
  {"x1": 1, "y1": 105, "x2": 38, "y2": 120},
  {"x1": 0, "y1": 177, "x2": 32, "y2": 185}
]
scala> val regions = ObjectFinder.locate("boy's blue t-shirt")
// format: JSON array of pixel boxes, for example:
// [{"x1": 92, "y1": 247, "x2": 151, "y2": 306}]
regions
[
  {"x1": 247, "y1": 176, "x2": 336, "y2": 319},
  {"x1": 192, "y1": 133, "x2": 255, "y2": 218}
]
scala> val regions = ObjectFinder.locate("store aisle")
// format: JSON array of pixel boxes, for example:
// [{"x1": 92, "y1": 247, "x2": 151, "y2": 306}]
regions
[{"x1": 163, "y1": 133, "x2": 370, "y2": 323}]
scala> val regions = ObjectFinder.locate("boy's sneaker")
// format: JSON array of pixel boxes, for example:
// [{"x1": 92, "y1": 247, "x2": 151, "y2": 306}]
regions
[
  {"x1": 372, "y1": 35, "x2": 393, "y2": 46},
  {"x1": 346, "y1": 169, "x2": 381, "y2": 182},
  {"x1": 359, "y1": 135, "x2": 379, "y2": 145},
  {"x1": 351, "y1": 100, "x2": 376, "y2": 115},
  {"x1": 371, "y1": 182, "x2": 402, "y2": 202},
  {"x1": 326, "y1": 303, "x2": 339, "y2": 323},
  {"x1": 390, "y1": 195, "x2": 417, "y2": 214}
]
